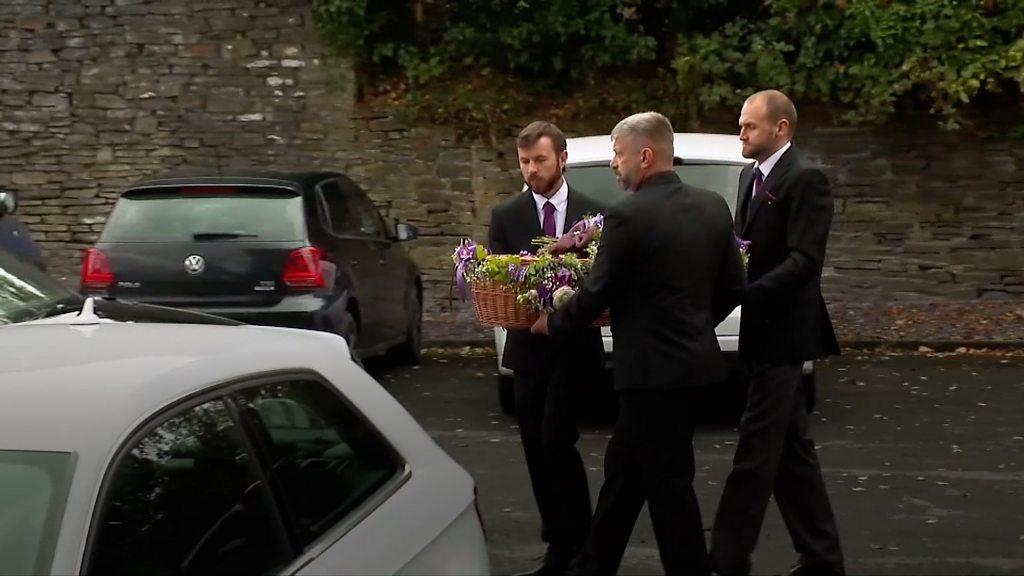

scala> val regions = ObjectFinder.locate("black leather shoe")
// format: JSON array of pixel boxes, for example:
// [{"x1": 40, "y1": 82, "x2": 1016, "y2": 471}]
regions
[{"x1": 514, "y1": 550, "x2": 573, "y2": 576}]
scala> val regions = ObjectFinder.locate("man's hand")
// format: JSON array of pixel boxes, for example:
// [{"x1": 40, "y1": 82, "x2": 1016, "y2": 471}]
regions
[
  {"x1": 548, "y1": 221, "x2": 598, "y2": 256},
  {"x1": 531, "y1": 311, "x2": 550, "y2": 335}
]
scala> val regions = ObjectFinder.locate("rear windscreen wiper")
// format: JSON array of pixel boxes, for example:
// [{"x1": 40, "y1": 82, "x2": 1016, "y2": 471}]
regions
[{"x1": 192, "y1": 232, "x2": 259, "y2": 241}]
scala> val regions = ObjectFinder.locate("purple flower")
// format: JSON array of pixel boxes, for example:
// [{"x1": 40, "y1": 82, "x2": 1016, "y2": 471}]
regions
[
  {"x1": 555, "y1": 267, "x2": 573, "y2": 286},
  {"x1": 508, "y1": 263, "x2": 529, "y2": 284},
  {"x1": 536, "y1": 282, "x2": 553, "y2": 306},
  {"x1": 456, "y1": 239, "x2": 477, "y2": 262},
  {"x1": 517, "y1": 265, "x2": 528, "y2": 283},
  {"x1": 734, "y1": 233, "x2": 751, "y2": 253}
]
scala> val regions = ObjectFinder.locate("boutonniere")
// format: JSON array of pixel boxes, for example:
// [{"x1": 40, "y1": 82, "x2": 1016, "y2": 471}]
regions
[{"x1": 734, "y1": 233, "x2": 751, "y2": 269}]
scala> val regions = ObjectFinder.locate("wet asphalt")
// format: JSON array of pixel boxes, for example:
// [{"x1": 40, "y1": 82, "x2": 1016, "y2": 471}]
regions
[{"x1": 366, "y1": 351, "x2": 1024, "y2": 575}]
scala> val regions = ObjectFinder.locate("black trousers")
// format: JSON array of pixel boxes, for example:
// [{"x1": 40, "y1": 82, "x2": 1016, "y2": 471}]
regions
[
  {"x1": 711, "y1": 361, "x2": 845, "y2": 575},
  {"x1": 572, "y1": 389, "x2": 708, "y2": 576},
  {"x1": 514, "y1": 357, "x2": 592, "y2": 554}
]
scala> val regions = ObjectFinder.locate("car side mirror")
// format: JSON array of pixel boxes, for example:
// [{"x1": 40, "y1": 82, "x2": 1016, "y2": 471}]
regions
[
  {"x1": 0, "y1": 189, "x2": 16, "y2": 216},
  {"x1": 395, "y1": 222, "x2": 419, "y2": 241}
]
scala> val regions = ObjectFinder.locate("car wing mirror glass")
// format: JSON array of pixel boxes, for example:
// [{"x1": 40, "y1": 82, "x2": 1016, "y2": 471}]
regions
[
  {"x1": 0, "y1": 189, "x2": 16, "y2": 216},
  {"x1": 395, "y1": 222, "x2": 418, "y2": 241}
]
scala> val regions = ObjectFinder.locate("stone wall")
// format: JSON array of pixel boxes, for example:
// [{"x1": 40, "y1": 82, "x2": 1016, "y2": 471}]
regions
[
  {"x1": 800, "y1": 118, "x2": 1024, "y2": 302},
  {"x1": 0, "y1": 0, "x2": 355, "y2": 273},
  {"x1": 1, "y1": 1, "x2": 1020, "y2": 344}
]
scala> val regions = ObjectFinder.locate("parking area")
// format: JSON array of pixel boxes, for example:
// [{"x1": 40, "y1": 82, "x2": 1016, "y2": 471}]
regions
[{"x1": 369, "y1": 349, "x2": 1024, "y2": 575}]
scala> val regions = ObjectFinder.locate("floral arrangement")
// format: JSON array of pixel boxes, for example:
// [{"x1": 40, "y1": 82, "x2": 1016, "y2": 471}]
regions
[
  {"x1": 734, "y1": 233, "x2": 751, "y2": 269},
  {"x1": 452, "y1": 214, "x2": 605, "y2": 313},
  {"x1": 533, "y1": 213, "x2": 604, "y2": 260}
]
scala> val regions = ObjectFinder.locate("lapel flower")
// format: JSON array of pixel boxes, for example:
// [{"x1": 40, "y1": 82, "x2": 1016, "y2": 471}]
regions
[{"x1": 734, "y1": 233, "x2": 751, "y2": 269}]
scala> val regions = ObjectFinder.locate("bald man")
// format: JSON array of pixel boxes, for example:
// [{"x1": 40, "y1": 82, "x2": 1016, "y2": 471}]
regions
[{"x1": 710, "y1": 90, "x2": 845, "y2": 576}]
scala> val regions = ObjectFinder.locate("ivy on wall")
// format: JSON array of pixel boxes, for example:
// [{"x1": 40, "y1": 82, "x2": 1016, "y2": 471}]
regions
[{"x1": 313, "y1": 0, "x2": 1024, "y2": 132}]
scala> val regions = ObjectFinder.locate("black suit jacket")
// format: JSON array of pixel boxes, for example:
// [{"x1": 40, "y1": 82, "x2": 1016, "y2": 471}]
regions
[
  {"x1": 549, "y1": 171, "x2": 745, "y2": 391},
  {"x1": 735, "y1": 145, "x2": 840, "y2": 363},
  {"x1": 488, "y1": 186, "x2": 606, "y2": 373}
]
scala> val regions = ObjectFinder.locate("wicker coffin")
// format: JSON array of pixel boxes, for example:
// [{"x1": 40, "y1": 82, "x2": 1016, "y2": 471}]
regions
[{"x1": 470, "y1": 278, "x2": 610, "y2": 329}]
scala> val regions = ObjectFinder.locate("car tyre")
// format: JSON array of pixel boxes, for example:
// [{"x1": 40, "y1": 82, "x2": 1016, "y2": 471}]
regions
[
  {"x1": 498, "y1": 374, "x2": 515, "y2": 415},
  {"x1": 390, "y1": 287, "x2": 422, "y2": 366},
  {"x1": 340, "y1": 310, "x2": 363, "y2": 368}
]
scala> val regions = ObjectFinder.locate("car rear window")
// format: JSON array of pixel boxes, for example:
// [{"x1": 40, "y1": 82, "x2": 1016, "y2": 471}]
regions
[
  {"x1": 566, "y1": 163, "x2": 745, "y2": 216},
  {"x1": 101, "y1": 186, "x2": 306, "y2": 242},
  {"x1": 0, "y1": 450, "x2": 75, "y2": 576}
]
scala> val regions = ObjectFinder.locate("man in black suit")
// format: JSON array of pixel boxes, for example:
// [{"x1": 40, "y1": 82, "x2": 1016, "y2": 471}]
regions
[
  {"x1": 710, "y1": 90, "x2": 845, "y2": 576},
  {"x1": 489, "y1": 121, "x2": 606, "y2": 576},
  {"x1": 533, "y1": 112, "x2": 745, "y2": 575}
]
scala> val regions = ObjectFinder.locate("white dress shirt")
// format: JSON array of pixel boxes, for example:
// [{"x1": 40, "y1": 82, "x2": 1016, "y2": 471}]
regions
[
  {"x1": 532, "y1": 178, "x2": 569, "y2": 236},
  {"x1": 752, "y1": 141, "x2": 791, "y2": 199}
]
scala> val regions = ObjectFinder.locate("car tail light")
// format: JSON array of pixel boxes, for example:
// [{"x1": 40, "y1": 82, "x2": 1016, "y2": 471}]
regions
[
  {"x1": 81, "y1": 248, "x2": 114, "y2": 291},
  {"x1": 282, "y1": 247, "x2": 325, "y2": 289}
]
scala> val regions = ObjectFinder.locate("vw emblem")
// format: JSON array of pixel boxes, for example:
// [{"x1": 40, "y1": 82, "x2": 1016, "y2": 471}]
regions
[{"x1": 183, "y1": 255, "x2": 205, "y2": 275}]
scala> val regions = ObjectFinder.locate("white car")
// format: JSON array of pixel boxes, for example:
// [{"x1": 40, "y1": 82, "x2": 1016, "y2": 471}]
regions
[
  {"x1": 493, "y1": 133, "x2": 811, "y2": 413},
  {"x1": 0, "y1": 310, "x2": 488, "y2": 575}
]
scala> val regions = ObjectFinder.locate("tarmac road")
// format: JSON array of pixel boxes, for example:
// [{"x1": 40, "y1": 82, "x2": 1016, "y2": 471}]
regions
[{"x1": 367, "y1": 350, "x2": 1024, "y2": 575}]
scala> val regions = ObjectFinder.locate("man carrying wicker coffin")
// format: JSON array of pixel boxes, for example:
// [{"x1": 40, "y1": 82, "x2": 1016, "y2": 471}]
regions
[
  {"x1": 488, "y1": 121, "x2": 608, "y2": 576},
  {"x1": 533, "y1": 112, "x2": 746, "y2": 575}
]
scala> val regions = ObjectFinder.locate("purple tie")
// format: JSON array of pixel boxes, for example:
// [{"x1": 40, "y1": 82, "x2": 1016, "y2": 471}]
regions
[
  {"x1": 542, "y1": 201, "x2": 557, "y2": 237},
  {"x1": 753, "y1": 166, "x2": 764, "y2": 199}
]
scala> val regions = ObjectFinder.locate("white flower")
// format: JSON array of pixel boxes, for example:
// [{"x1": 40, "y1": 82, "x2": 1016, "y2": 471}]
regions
[{"x1": 552, "y1": 286, "x2": 576, "y2": 310}]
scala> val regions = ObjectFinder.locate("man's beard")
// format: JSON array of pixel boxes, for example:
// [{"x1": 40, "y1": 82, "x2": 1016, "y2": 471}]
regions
[
  {"x1": 615, "y1": 170, "x2": 636, "y2": 193},
  {"x1": 529, "y1": 168, "x2": 563, "y2": 197}
]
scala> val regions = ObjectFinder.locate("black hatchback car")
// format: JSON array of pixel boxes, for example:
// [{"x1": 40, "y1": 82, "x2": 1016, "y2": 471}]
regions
[{"x1": 81, "y1": 171, "x2": 423, "y2": 364}]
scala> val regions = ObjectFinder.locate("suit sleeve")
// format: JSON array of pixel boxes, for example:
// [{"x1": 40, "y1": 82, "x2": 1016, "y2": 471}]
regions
[
  {"x1": 714, "y1": 205, "x2": 746, "y2": 325},
  {"x1": 746, "y1": 167, "x2": 833, "y2": 304},
  {"x1": 734, "y1": 167, "x2": 749, "y2": 232},
  {"x1": 548, "y1": 206, "x2": 632, "y2": 337},
  {"x1": 488, "y1": 206, "x2": 510, "y2": 254}
]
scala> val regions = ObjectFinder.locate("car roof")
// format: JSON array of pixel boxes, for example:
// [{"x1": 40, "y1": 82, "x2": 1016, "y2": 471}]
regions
[
  {"x1": 128, "y1": 169, "x2": 346, "y2": 192},
  {"x1": 566, "y1": 132, "x2": 746, "y2": 165},
  {"x1": 0, "y1": 322, "x2": 353, "y2": 454}
]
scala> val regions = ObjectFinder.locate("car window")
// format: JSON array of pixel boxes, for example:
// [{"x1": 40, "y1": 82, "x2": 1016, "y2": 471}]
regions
[
  {"x1": 565, "y1": 163, "x2": 746, "y2": 216},
  {"x1": 317, "y1": 180, "x2": 362, "y2": 236},
  {"x1": 0, "y1": 450, "x2": 75, "y2": 576},
  {"x1": 234, "y1": 379, "x2": 401, "y2": 547},
  {"x1": 338, "y1": 181, "x2": 387, "y2": 239},
  {"x1": 101, "y1": 186, "x2": 306, "y2": 242},
  {"x1": 87, "y1": 400, "x2": 293, "y2": 576},
  {"x1": 0, "y1": 251, "x2": 80, "y2": 325}
]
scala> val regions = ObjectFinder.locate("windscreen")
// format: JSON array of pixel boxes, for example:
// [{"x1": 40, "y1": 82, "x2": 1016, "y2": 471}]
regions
[
  {"x1": 566, "y1": 163, "x2": 745, "y2": 216},
  {"x1": 0, "y1": 252, "x2": 80, "y2": 325}
]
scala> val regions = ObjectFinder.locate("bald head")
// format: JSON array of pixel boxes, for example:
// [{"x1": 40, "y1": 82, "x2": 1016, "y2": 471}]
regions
[
  {"x1": 745, "y1": 90, "x2": 798, "y2": 134},
  {"x1": 739, "y1": 90, "x2": 799, "y2": 162}
]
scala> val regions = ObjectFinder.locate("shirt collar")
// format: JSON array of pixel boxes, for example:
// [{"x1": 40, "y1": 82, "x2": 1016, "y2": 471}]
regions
[
  {"x1": 532, "y1": 177, "x2": 568, "y2": 212},
  {"x1": 754, "y1": 141, "x2": 791, "y2": 178}
]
